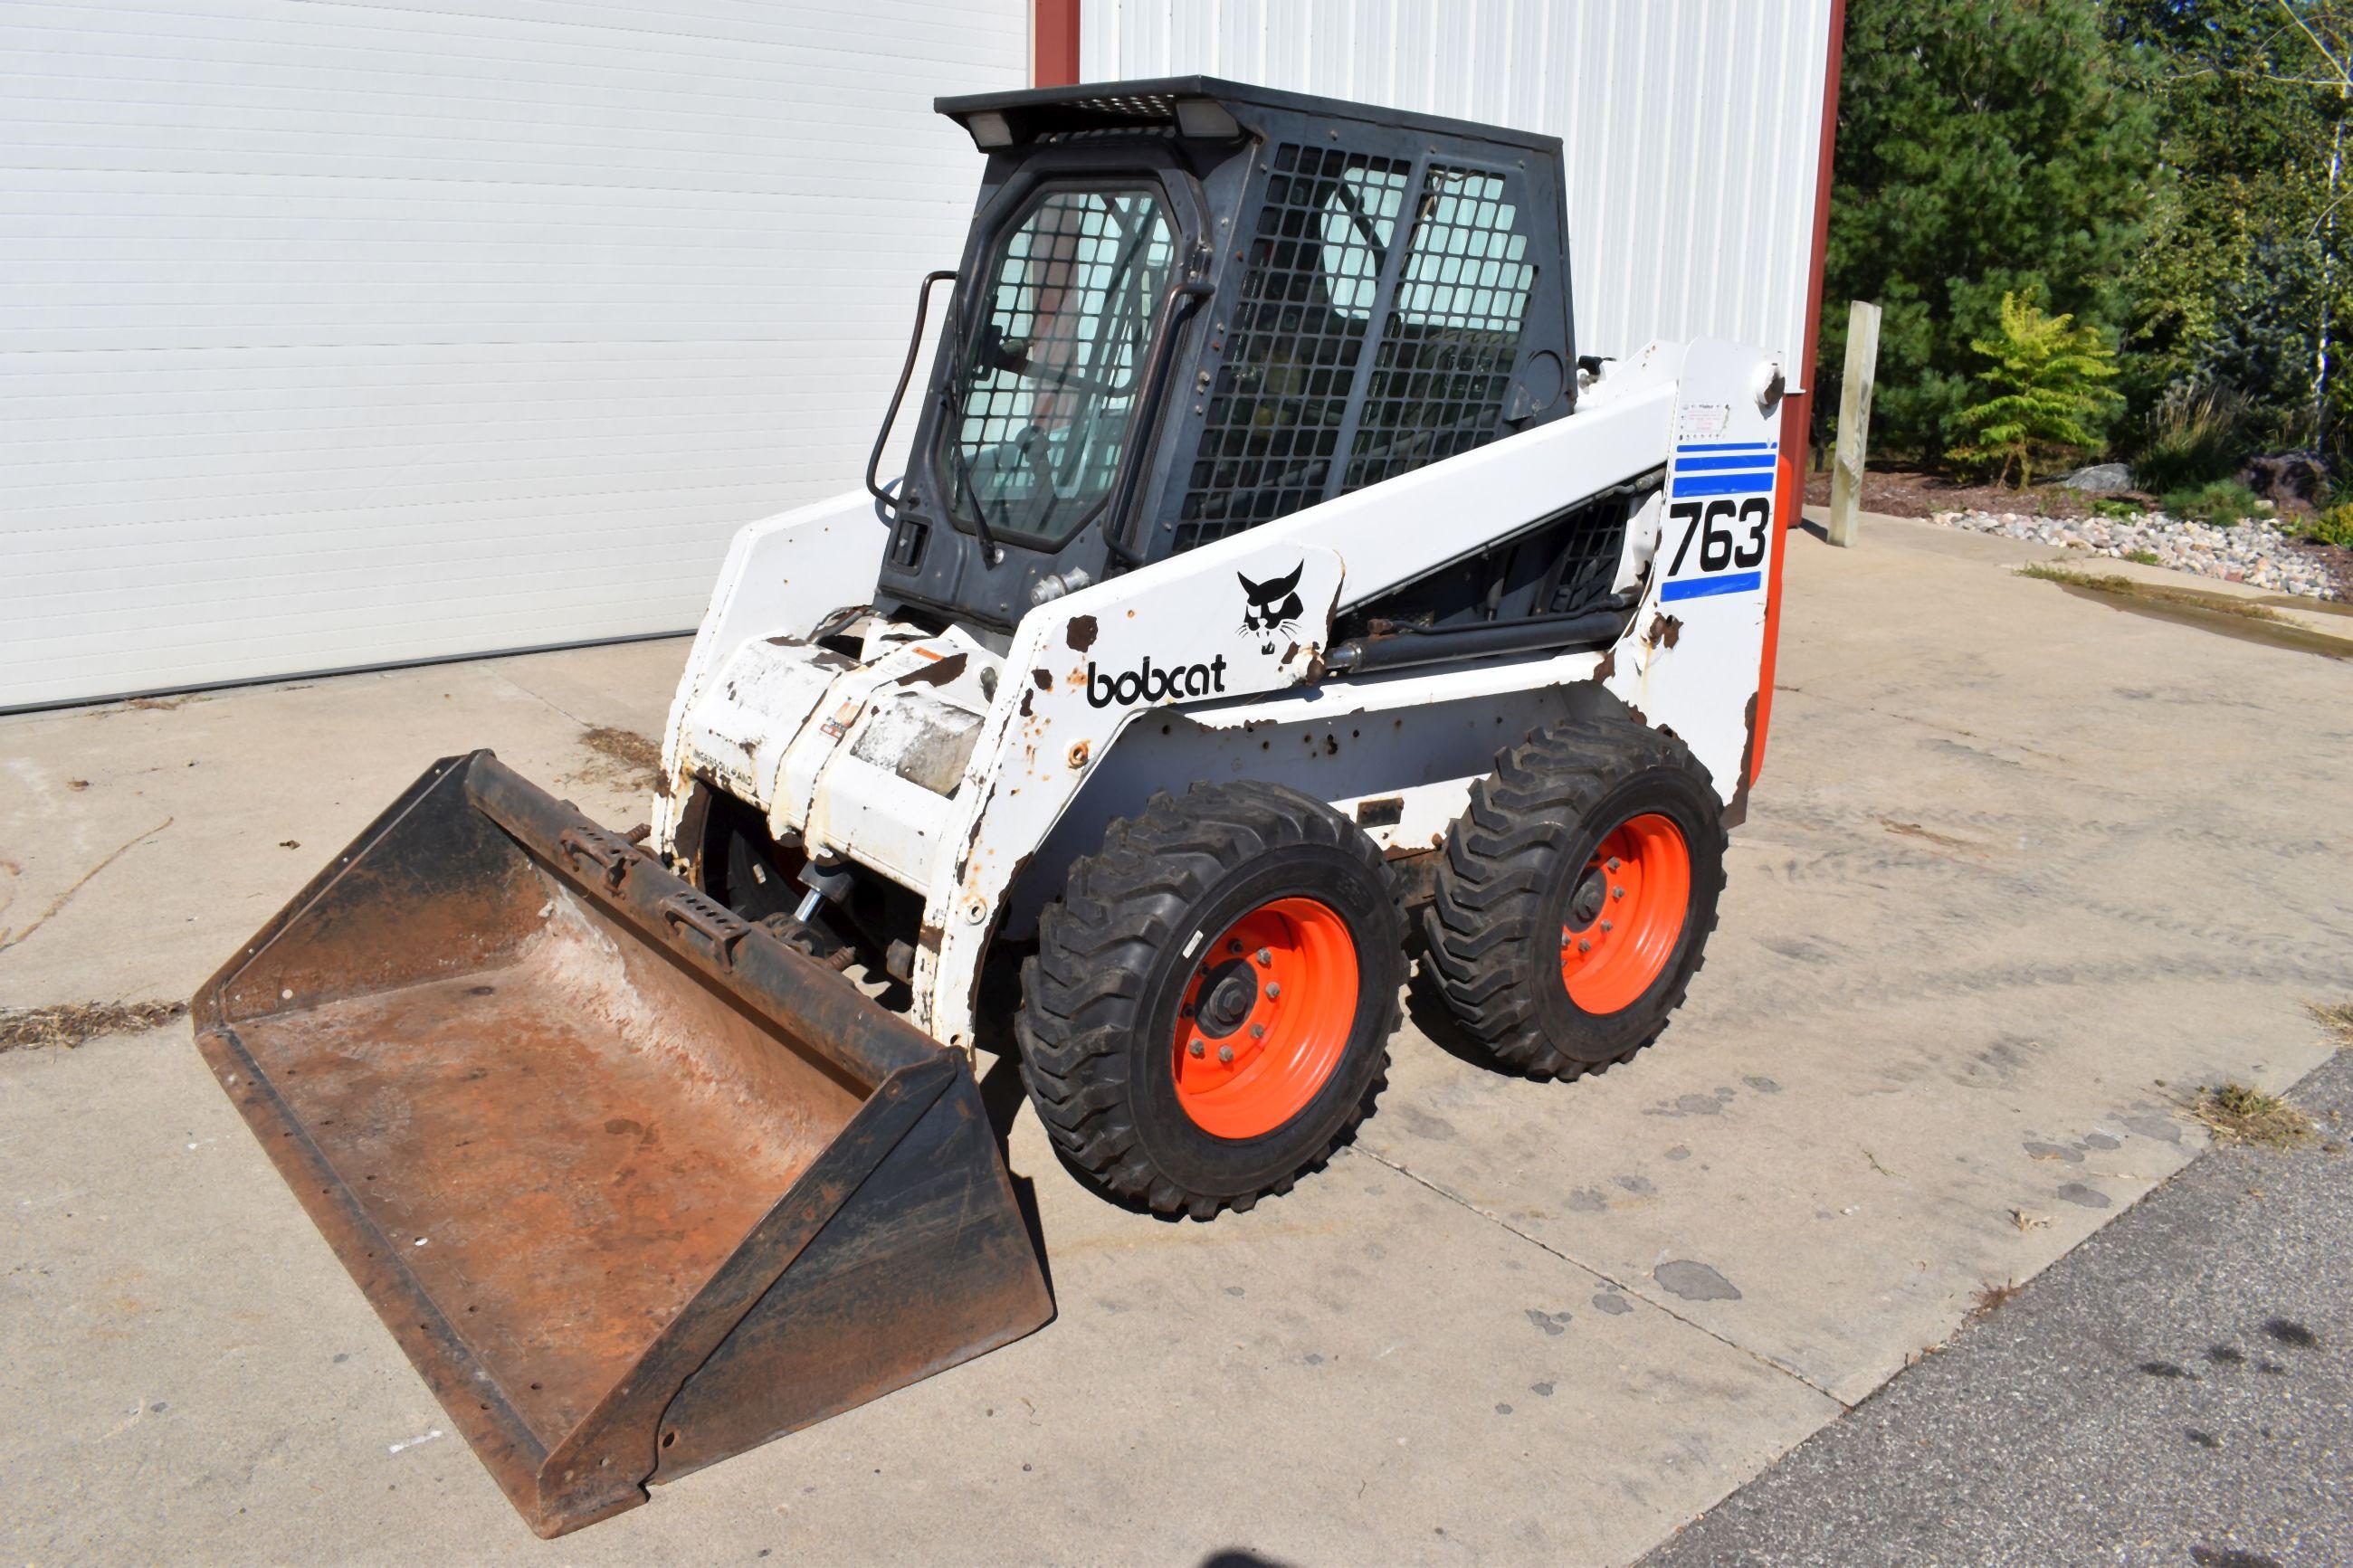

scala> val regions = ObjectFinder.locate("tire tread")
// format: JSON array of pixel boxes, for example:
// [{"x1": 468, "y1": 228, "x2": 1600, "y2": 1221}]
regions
[
  {"x1": 1420, "y1": 717, "x2": 1727, "y2": 1080},
  {"x1": 1019, "y1": 780, "x2": 1402, "y2": 1220}
]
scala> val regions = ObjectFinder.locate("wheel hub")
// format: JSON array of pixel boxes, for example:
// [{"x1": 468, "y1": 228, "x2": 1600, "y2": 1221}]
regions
[
  {"x1": 1567, "y1": 867, "x2": 1610, "y2": 928},
  {"x1": 1172, "y1": 898, "x2": 1360, "y2": 1140},
  {"x1": 1558, "y1": 813, "x2": 1692, "y2": 1014},
  {"x1": 1195, "y1": 960, "x2": 1258, "y2": 1037}
]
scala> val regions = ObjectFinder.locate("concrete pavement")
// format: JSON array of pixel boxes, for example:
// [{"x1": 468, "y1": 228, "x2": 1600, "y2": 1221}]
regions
[
  {"x1": 1643, "y1": 1047, "x2": 2353, "y2": 1568},
  {"x1": 4, "y1": 515, "x2": 2348, "y2": 1564}
]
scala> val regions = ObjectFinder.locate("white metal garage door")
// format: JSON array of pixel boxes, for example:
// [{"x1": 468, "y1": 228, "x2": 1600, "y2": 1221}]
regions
[{"x1": 0, "y1": 0, "x2": 1025, "y2": 711}]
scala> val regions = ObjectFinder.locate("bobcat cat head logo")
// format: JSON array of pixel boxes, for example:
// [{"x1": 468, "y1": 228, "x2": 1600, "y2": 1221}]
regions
[{"x1": 1237, "y1": 564, "x2": 1305, "y2": 654}]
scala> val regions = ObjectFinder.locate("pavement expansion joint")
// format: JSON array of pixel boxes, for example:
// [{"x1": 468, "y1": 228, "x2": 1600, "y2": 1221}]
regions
[
  {"x1": 1348, "y1": 1144, "x2": 1850, "y2": 1409},
  {"x1": 490, "y1": 670, "x2": 594, "y2": 729}
]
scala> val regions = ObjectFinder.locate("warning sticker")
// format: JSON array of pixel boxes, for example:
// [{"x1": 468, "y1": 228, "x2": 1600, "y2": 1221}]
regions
[{"x1": 1677, "y1": 404, "x2": 1732, "y2": 442}]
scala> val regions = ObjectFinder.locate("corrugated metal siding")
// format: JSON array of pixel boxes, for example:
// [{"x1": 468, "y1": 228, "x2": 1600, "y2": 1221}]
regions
[
  {"x1": 1, "y1": 0, "x2": 1024, "y2": 710},
  {"x1": 1081, "y1": 0, "x2": 1834, "y2": 367}
]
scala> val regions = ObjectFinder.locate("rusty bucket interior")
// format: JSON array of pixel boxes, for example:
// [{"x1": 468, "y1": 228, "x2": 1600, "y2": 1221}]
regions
[{"x1": 194, "y1": 751, "x2": 1051, "y2": 1536}]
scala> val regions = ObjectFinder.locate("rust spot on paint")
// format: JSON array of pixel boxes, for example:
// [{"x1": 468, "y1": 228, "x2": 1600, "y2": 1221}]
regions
[
  {"x1": 1018, "y1": 689, "x2": 1034, "y2": 717},
  {"x1": 1593, "y1": 646, "x2": 1616, "y2": 682},
  {"x1": 1722, "y1": 690, "x2": 1760, "y2": 830},
  {"x1": 1383, "y1": 845, "x2": 1440, "y2": 907},
  {"x1": 1065, "y1": 616, "x2": 1099, "y2": 652},
  {"x1": 1031, "y1": 668, "x2": 1053, "y2": 690},
  {"x1": 1066, "y1": 740, "x2": 1091, "y2": 769},
  {"x1": 918, "y1": 924, "x2": 946, "y2": 953},
  {"x1": 894, "y1": 651, "x2": 967, "y2": 689},
  {"x1": 1648, "y1": 613, "x2": 1681, "y2": 650}
]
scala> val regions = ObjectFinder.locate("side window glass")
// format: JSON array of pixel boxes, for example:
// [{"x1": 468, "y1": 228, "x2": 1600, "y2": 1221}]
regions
[
  {"x1": 948, "y1": 188, "x2": 1176, "y2": 542},
  {"x1": 1173, "y1": 147, "x2": 1410, "y2": 554},
  {"x1": 1345, "y1": 166, "x2": 1538, "y2": 490},
  {"x1": 1317, "y1": 164, "x2": 1408, "y2": 318},
  {"x1": 1391, "y1": 170, "x2": 1534, "y2": 330}
]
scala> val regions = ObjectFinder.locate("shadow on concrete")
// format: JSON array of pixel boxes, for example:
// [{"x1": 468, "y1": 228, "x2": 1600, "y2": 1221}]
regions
[
  {"x1": 1403, "y1": 960, "x2": 1534, "y2": 1078},
  {"x1": 974, "y1": 1048, "x2": 1054, "y2": 1301}
]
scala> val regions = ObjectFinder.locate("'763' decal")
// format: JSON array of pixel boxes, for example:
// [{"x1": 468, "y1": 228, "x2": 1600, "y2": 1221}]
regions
[{"x1": 1662, "y1": 497, "x2": 1770, "y2": 603}]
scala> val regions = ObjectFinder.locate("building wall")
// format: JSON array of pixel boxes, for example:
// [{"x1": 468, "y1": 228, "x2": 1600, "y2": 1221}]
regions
[
  {"x1": 1, "y1": 0, "x2": 1025, "y2": 710},
  {"x1": 1079, "y1": 0, "x2": 1836, "y2": 368}
]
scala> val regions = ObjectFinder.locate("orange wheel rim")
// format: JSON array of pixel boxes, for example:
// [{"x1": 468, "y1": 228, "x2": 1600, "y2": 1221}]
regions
[
  {"x1": 1171, "y1": 897, "x2": 1358, "y2": 1139},
  {"x1": 1559, "y1": 813, "x2": 1690, "y2": 1013}
]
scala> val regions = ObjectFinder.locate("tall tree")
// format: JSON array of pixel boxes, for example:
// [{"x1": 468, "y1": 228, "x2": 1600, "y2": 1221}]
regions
[
  {"x1": 2108, "y1": 1, "x2": 2353, "y2": 452},
  {"x1": 1822, "y1": 0, "x2": 2157, "y2": 464}
]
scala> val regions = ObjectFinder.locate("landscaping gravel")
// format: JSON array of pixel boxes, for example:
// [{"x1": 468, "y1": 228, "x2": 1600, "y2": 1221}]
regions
[{"x1": 1929, "y1": 506, "x2": 2344, "y2": 600}]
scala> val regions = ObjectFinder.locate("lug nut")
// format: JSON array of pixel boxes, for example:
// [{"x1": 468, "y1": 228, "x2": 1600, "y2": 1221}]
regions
[
  {"x1": 1606, "y1": 857, "x2": 1622, "y2": 871},
  {"x1": 1188, "y1": 1040, "x2": 1205, "y2": 1058},
  {"x1": 1600, "y1": 920, "x2": 1613, "y2": 933},
  {"x1": 1577, "y1": 938, "x2": 1592, "y2": 953},
  {"x1": 1251, "y1": 1023, "x2": 1266, "y2": 1040},
  {"x1": 1255, "y1": 947, "x2": 1272, "y2": 965},
  {"x1": 1217, "y1": 1045, "x2": 1235, "y2": 1063},
  {"x1": 1264, "y1": 982, "x2": 1281, "y2": 1000},
  {"x1": 1613, "y1": 886, "x2": 1626, "y2": 899}
]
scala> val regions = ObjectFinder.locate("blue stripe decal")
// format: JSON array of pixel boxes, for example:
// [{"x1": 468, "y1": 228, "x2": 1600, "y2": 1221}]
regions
[
  {"x1": 1675, "y1": 454, "x2": 1783, "y2": 473},
  {"x1": 1662, "y1": 571, "x2": 1763, "y2": 603},
  {"x1": 1671, "y1": 473, "x2": 1777, "y2": 499},
  {"x1": 1675, "y1": 441, "x2": 1776, "y2": 453}
]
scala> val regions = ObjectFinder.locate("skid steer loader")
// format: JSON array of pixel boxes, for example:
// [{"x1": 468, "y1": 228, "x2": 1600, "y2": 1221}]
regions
[{"x1": 196, "y1": 78, "x2": 1795, "y2": 1535}]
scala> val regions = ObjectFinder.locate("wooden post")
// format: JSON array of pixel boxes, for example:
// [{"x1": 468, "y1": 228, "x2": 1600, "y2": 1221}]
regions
[{"x1": 1827, "y1": 299, "x2": 1881, "y2": 547}]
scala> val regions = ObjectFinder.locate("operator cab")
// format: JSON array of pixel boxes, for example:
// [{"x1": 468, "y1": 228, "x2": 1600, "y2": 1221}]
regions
[{"x1": 867, "y1": 78, "x2": 1588, "y2": 640}]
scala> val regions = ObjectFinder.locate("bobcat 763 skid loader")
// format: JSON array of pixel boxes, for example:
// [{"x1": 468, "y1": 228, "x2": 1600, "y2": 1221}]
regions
[{"x1": 195, "y1": 78, "x2": 1796, "y2": 1535}]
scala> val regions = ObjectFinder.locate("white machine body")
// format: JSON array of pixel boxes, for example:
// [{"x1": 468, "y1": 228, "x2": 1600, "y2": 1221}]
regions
[{"x1": 655, "y1": 339, "x2": 1786, "y2": 1052}]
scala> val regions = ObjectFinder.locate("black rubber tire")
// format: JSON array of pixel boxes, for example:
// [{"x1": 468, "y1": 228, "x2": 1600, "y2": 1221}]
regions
[
  {"x1": 1421, "y1": 717, "x2": 1727, "y2": 1081},
  {"x1": 1016, "y1": 780, "x2": 1405, "y2": 1221}
]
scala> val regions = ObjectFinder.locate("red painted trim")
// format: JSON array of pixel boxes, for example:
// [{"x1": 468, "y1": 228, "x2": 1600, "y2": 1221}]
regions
[
  {"x1": 1034, "y1": 0, "x2": 1080, "y2": 88},
  {"x1": 1752, "y1": 0, "x2": 1846, "y2": 788}
]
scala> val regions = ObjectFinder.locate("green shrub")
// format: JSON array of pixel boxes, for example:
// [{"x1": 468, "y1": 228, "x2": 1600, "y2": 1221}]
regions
[
  {"x1": 2131, "y1": 384, "x2": 2248, "y2": 494},
  {"x1": 1948, "y1": 295, "x2": 2124, "y2": 487},
  {"x1": 2159, "y1": 479, "x2": 2264, "y2": 527},
  {"x1": 2302, "y1": 503, "x2": 2353, "y2": 549},
  {"x1": 2123, "y1": 547, "x2": 2163, "y2": 565},
  {"x1": 2090, "y1": 497, "x2": 2145, "y2": 520}
]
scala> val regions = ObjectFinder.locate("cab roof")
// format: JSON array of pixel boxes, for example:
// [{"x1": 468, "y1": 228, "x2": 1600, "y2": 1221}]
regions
[{"x1": 936, "y1": 74, "x2": 1562, "y2": 157}]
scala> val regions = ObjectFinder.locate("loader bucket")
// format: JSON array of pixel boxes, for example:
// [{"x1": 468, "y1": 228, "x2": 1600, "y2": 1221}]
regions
[{"x1": 192, "y1": 752, "x2": 1052, "y2": 1536}]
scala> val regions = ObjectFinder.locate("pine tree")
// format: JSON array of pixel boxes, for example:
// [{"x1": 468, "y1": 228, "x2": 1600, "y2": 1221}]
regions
[
  {"x1": 1824, "y1": 0, "x2": 2156, "y2": 463},
  {"x1": 1948, "y1": 293, "x2": 2124, "y2": 485}
]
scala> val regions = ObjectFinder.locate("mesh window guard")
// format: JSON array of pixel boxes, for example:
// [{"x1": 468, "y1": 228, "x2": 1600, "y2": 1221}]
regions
[
  {"x1": 1172, "y1": 146, "x2": 1410, "y2": 555},
  {"x1": 948, "y1": 188, "x2": 1176, "y2": 542},
  {"x1": 1542, "y1": 491, "x2": 1638, "y2": 614},
  {"x1": 1343, "y1": 166, "x2": 1538, "y2": 491}
]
